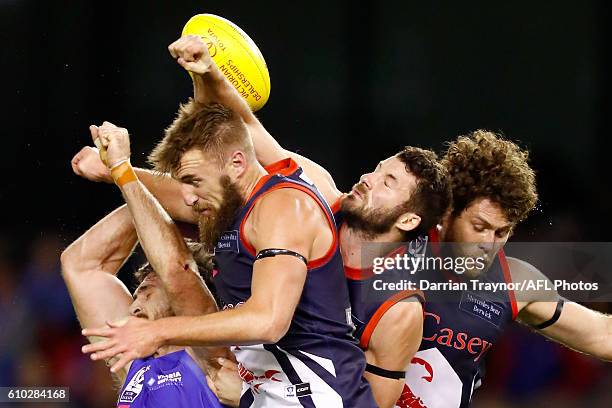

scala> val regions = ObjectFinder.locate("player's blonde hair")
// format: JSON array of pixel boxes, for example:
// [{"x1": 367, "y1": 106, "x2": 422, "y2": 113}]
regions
[{"x1": 148, "y1": 99, "x2": 252, "y2": 173}]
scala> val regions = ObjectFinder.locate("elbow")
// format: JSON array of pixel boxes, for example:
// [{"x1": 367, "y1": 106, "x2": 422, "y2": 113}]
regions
[
  {"x1": 59, "y1": 246, "x2": 78, "y2": 278},
  {"x1": 259, "y1": 315, "x2": 291, "y2": 344}
]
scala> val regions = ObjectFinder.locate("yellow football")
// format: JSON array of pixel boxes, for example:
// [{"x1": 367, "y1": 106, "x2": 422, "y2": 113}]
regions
[{"x1": 182, "y1": 14, "x2": 271, "y2": 111}]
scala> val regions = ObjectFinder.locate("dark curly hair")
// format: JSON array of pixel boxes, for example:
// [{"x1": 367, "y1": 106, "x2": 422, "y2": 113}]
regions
[
  {"x1": 396, "y1": 146, "x2": 452, "y2": 233},
  {"x1": 441, "y1": 130, "x2": 537, "y2": 224}
]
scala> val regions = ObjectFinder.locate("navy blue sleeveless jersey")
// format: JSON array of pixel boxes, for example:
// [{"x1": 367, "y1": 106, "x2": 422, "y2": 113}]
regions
[
  {"x1": 117, "y1": 349, "x2": 225, "y2": 408},
  {"x1": 212, "y1": 159, "x2": 376, "y2": 408},
  {"x1": 394, "y1": 229, "x2": 517, "y2": 408},
  {"x1": 332, "y1": 199, "x2": 426, "y2": 351},
  {"x1": 334, "y1": 199, "x2": 518, "y2": 408}
]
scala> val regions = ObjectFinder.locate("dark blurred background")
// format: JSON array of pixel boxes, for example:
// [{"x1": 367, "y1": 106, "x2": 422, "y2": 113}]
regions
[{"x1": 1, "y1": 0, "x2": 610, "y2": 406}]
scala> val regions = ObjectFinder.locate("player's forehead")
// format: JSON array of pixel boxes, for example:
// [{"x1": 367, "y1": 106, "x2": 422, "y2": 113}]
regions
[
  {"x1": 377, "y1": 156, "x2": 418, "y2": 191},
  {"x1": 133, "y1": 273, "x2": 160, "y2": 298},
  {"x1": 465, "y1": 198, "x2": 513, "y2": 229},
  {"x1": 174, "y1": 148, "x2": 217, "y2": 179}
]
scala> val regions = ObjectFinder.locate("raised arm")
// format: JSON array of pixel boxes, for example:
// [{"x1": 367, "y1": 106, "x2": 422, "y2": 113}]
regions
[
  {"x1": 81, "y1": 188, "x2": 326, "y2": 373},
  {"x1": 72, "y1": 145, "x2": 196, "y2": 223},
  {"x1": 60, "y1": 204, "x2": 137, "y2": 383},
  {"x1": 169, "y1": 35, "x2": 342, "y2": 204},
  {"x1": 509, "y1": 257, "x2": 612, "y2": 361},
  {"x1": 90, "y1": 122, "x2": 232, "y2": 369}
]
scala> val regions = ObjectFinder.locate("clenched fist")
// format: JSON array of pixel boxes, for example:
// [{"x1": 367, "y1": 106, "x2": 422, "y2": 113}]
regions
[
  {"x1": 168, "y1": 35, "x2": 214, "y2": 75},
  {"x1": 71, "y1": 146, "x2": 112, "y2": 183},
  {"x1": 90, "y1": 121, "x2": 131, "y2": 169}
]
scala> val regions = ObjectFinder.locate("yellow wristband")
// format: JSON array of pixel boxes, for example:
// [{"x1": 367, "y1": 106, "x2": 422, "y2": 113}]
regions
[{"x1": 111, "y1": 161, "x2": 138, "y2": 187}]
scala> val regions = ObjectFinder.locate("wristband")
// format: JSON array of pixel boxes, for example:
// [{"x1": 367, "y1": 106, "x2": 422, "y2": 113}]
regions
[{"x1": 111, "y1": 160, "x2": 137, "y2": 187}]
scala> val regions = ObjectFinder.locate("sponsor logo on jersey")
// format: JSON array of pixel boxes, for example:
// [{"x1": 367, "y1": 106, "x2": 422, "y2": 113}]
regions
[
  {"x1": 422, "y1": 312, "x2": 493, "y2": 362},
  {"x1": 149, "y1": 370, "x2": 183, "y2": 390},
  {"x1": 222, "y1": 301, "x2": 245, "y2": 310},
  {"x1": 459, "y1": 291, "x2": 504, "y2": 328},
  {"x1": 216, "y1": 230, "x2": 240, "y2": 253},
  {"x1": 238, "y1": 363, "x2": 283, "y2": 394},
  {"x1": 396, "y1": 383, "x2": 428, "y2": 408},
  {"x1": 119, "y1": 365, "x2": 151, "y2": 403},
  {"x1": 285, "y1": 382, "x2": 312, "y2": 398}
]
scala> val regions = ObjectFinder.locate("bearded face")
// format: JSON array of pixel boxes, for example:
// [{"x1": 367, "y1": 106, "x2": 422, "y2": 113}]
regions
[
  {"x1": 196, "y1": 175, "x2": 244, "y2": 252},
  {"x1": 341, "y1": 184, "x2": 410, "y2": 239}
]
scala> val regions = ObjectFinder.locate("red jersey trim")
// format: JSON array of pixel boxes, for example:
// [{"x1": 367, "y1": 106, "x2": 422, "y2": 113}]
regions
[
  {"x1": 344, "y1": 265, "x2": 373, "y2": 280},
  {"x1": 264, "y1": 158, "x2": 299, "y2": 176},
  {"x1": 330, "y1": 195, "x2": 345, "y2": 214},
  {"x1": 359, "y1": 290, "x2": 426, "y2": 350},
  {"x1": 244, "y1": 158, "x2": 300, "y2": 203},
  {"x1": 498, "y1": 249, "x2": 518, "y2": 320},
  {"x1": 239, "y1": 182, "x2": 339, "y2": 269},
  {"x1": 344, "y1": 244, "x2": 407, "y2": 281}
]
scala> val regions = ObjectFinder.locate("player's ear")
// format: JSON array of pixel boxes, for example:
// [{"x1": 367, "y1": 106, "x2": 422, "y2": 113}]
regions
[
  {"x1": 227, "y1": 150, "x2": 248, "y2": 178},
  {"x1": 395, "y1": 212, "x2": 421, "y2": 232}
]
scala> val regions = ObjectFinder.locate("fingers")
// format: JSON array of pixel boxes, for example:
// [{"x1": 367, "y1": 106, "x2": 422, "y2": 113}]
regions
[
  {"x1": 71, "y1": 149, "x2": 83, "y2": 174},
  {"x1": 107, "y1": 317, "x2": 129, "y2": 328},
  {"x1": 81, "y1": 338, "x2": 114, "y2": 355},
  {"x1": 92, "y1": 345, "x2": 127, "y2": 363},
  {"x1": 169, "y1": 35, "x2": 206, "y2": 64},
  {"x1": 110, "y1": 353, "x2": 135, "y2": 373},
  {"x1": 96, "y1": 124, "x2": 126, "y2": 148},
  {"x1": 89, "y1": 125, "x2": 99, "y2": 144},
  {"x1": 168, "y1": 39, "x2": 179, "y2": 58},
  {"x1": 82, "y1": 326, "x2": 113, "y2": 338}
]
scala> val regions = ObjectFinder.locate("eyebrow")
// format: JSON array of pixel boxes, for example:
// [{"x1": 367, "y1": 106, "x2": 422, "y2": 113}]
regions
[
  {"x1": 133, "y1": 284, "x2": 150, "y2": 300},
  {"x1": 179, "y1": 175, "x2": 196, "y2": 184},
  {"x1": 473, "y1": 216, "x2": 511, "y2": 231}
]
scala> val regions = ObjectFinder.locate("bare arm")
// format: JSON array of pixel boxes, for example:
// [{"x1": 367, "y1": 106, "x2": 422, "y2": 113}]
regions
[
  {"x1": 71, "y1": 146, "x2": 196, "y2": 223},
  {"x1": 96, "y1": 122, "x2": 233, "y2": 373},
  {"x1": 509, "y1": 257, "x2": 612, "y2": 361},
  {"x1": 82, "y1": 188, "x2": 328, "y2": 373},
  {"x1": 170, "y1": 35, "x2": 343, "y2": 204},
  {"x1": 119, "y1": 179, "x2": 216, "y2": 318},
  {"x1": 364, "y1": 300, "x2": 423, "y2": 408},
  {"x1": 60, "y1": 205, "x2": 137, "y2": 384}
]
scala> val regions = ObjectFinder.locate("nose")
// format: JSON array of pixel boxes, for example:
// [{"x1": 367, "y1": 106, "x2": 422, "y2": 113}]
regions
[
  {"x1": 359, "y1": 172, "x2": 375, "y2": 190},
  {"x1": 477, "y1": 231, "x2": 499, "y2": 254},
  {"x1": 181, "y1": 184, "x2": 199, "y2": 207},
  {"x1": 129, "y1": 302, "x2": 142, "y2": 317}
]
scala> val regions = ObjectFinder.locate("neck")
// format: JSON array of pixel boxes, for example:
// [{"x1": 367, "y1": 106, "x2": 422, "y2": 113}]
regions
[
  {"x1": 238, "y1": 161, "x2": 268, "y2": 202},
  {"x1": 340, "y1": 225, "x2": 405, "y2": 269}
]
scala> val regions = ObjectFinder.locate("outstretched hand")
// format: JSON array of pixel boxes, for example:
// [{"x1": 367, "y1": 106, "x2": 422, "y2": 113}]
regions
[{"x1": 81, "y1": 316, "x2": 163, "y2": 373}]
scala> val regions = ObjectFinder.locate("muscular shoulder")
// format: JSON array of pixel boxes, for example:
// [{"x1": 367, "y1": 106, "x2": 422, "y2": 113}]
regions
[
  {"x1": 506, "y1": 256, "x2": 558, "y2": 314},
  {"x1": 506, "y1": 256, "x2": 555, "y2": 289},
  {"x1": 246, "y1": 188, "x2": 331, "y2": 253},
  {"x1": 369, "y1": 299, "x2": 424, "y2": 351}
]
